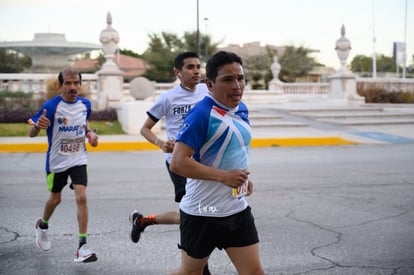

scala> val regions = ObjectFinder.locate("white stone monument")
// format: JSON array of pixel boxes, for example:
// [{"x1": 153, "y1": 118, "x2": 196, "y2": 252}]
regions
[
  {"x1": 328, "y1": 25, "x2": 365, "y2": 105},
  {"x1": 268, "y1": 56, "x2": 283, "y2": 93},
  {"x1": 246, "y1": 55, "x2": 287, "y2": 104},
  {"x1": 96, "y1": 12, "x2": 124, "y2": 110}
]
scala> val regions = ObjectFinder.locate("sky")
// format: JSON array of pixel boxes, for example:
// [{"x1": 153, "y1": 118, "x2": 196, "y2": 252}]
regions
[{"x1": 0, "y1": 0, "x2": 412, "y2": 69}]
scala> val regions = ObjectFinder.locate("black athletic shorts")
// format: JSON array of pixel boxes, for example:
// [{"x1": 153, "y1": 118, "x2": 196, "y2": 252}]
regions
[
  {"x1": 46, "y1": 165, "x2": 87, "y2": 193},
  {"x1": 165, "y1": 161, "x2": 186, "y2": 202},
  {"x1": 178, "y1": 206, "x2": 259, "y2": 259}
]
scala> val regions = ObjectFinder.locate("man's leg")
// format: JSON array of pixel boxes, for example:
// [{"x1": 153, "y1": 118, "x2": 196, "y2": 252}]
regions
[
  {"x1": 129, "y1": 210, "x2": 180, "y2": 243},
  {"x1": 129, "y1": 160, "x2": 183, "y2": 243},
  {"x1": 42, "y1": 171, "x2": 66, "y2": 224},
  {"x1": 226, "y1": 244, "x2": 264, "y2": 275},
  {"x1": 153, "y1": 210, "x2": 180, "y2": 225},
  {"x1": 169, "y1": 250, "x2": 209, "y2": 275},
  {"x1": 42, "y1": 192, "x2": 62, "y2": 222},
  {"x1": 73, "y1": 183, "x2": 97, "y2": 263},
  {"x1": 69, "y1": 165, "x2": 90, "y2": 246},
  {"x1": 35, "y1": 192, "x2": 61, "y2": 251},
  {"x1": 73, "y1": 184, "x2": 88, "y2": 236}
]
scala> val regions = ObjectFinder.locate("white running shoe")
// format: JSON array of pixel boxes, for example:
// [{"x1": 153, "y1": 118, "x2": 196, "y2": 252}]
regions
[
  {"x1": 74, "y1": 244, "x2": 97, "y2": 263},
  {"x1": 35, "y1": 218, "x2": 50, "y2": 251}
]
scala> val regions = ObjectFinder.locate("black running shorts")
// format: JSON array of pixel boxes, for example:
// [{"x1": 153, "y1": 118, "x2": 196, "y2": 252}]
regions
[
  {"x1": 178, "y1": 206, "x2": 259, "y2": 259},
  {"x1": 46, "y1": 165, "x2": 87, "y2": 193}
]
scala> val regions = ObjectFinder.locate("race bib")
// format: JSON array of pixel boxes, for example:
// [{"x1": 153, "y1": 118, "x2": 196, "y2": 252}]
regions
[
  {"x1": 232, "y1": 180, "x2": 249, "y2": 198},
  {"x1": 59, "y1": 138, "x2": 83, "y2": 155}
]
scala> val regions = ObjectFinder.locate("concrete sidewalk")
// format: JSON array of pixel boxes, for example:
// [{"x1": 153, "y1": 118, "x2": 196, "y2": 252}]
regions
[
  {"x1": 1, "y1": 123, "x2": 414, "y2": 153},
  {"x1": 0, "y1": 127, "x2": 358, "y2": 153},
  {"x1": 2, "y1": 102, "x2": 414, "y2": 153}
]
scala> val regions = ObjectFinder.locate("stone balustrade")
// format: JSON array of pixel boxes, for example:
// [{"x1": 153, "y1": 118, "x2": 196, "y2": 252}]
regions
[
  {"x1": 281, "y1": 83, "x2": 330, "y2": 94},
  {"x1": 0, "y1": 73, "x2": 98, "y2": 95},
  {"x1": 1, "y1": 73, "x2": 413, "y2": 99}
]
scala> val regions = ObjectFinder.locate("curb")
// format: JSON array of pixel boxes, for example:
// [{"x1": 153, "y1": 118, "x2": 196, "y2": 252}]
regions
[{"x1": 0, "y1": 137, "x2": 358, "y2": 153}]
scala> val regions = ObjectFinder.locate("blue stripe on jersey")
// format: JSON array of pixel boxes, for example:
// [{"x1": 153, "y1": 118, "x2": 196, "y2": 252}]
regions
[{"x1": 177, "y1": 96, "x2": 251, "y2": 170}]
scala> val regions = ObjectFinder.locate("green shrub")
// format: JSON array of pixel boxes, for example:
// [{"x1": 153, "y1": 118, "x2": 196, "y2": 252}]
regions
[
  {"x1": 0, "y1": 89, "x2": 118, "y2": 122},
  {"x1": 0, "y1": 120, "x2": 124, "y2": 137},
  {"x1": 0, "y1": 109, "x2": 118, "y2": 123},
  {"x1": 0, "y1": 90, "x2": 31, "y2": 98},
  {"x1": 0, "y1": 90, "x2": 38, "y2": 112}
]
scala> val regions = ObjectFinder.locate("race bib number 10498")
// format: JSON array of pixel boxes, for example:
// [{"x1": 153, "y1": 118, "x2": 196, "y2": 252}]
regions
[{"x1": 59, "y1": 138, "x2": 83, "y2": 155}]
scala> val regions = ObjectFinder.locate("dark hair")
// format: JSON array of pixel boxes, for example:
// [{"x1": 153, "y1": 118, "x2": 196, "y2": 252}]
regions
[
  {"x1": 174, "y1": 52, "x2": 199, "y2": 70},
  {"x1": 58, "y1": 68, "x2": 82, "y2": 85},
  {"x1": 206, "y1": 51, "x2": 243, "y2": 82}
]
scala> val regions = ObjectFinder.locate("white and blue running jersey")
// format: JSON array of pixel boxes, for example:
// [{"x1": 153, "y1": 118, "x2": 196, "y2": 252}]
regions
[
  {"x1": 177, "y1": 95, "x2": 251, "y2": 217},
  {"x1": 147, "y1": 83, "x2": 209, "y2": 163},
  {"x1": 29, "y1": 95, "x2": 91, "y2": 174}
]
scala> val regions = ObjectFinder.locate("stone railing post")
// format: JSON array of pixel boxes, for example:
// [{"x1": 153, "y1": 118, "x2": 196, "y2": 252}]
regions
[
  {"x1": 96, "y1": 12, "x2": 124, "y2": 110},
  {"x1": 328, "y1": 25, "x2": 365, "y2": 105},
  {"x1": 268, "y1": 56, "x2": 283, "y2": 93}
]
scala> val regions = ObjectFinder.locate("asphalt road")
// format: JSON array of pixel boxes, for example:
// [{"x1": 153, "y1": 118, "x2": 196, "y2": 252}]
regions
[{"x1": 1, "y1": 144, "x2": 414, "y2": 275}]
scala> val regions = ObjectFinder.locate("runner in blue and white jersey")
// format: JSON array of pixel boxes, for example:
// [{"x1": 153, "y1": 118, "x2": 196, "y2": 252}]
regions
[
  {"x1": 28, "y1": 68, "x2": 98, "y2": 263},
  {"x1": 129, "y1": 52, "x2": 211, "y2": 274},
  {"x1": 30, "y1": 93, "x2": 91, "y2": 173},
  {"x1": 176, "y1": 94, "x2": 251, "y2": 216},
  {"x1": 169, "y1": 51, "x2": 264, "y2": 275}
]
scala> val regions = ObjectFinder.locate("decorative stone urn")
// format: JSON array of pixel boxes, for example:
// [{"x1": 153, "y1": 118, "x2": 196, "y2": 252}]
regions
[
  {"x1": 96, "y1": 12, "x2": 124, "y2": 110},
  {"x1": 268, "y1": 56, "x2": 283, "y2": 93},
  {"x1": 329, "y1": 25, "x2": 365, "y2": 105},
  {"x1": 270, "y1": 56, "x2": 281, "y2": 81},
  {"x1": 335, "y1": 25, "x2": 351, "y2": 71},
  {"x1": 98, "y1": 12, "x2": 122, "y2": 74},
  {"x1": 100, "y1": 13, "x2": 119, "y2": 58}
]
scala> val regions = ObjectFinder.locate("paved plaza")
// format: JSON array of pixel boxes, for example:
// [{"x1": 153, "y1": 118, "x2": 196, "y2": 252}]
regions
[
  {"x1": 1, "y1": 102, "x2": 414, "y2": 274},
  {"x1": 1, "y1": 144, "x2": 414, "y2": 274}
]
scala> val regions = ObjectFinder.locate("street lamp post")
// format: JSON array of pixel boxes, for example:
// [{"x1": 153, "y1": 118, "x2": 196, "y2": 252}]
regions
[
  {"x1": 204, "y1": 17, "x2": 209, "y2": 60},
  {"x1": 402, "y1": 0, "x2": 407, "y2": 79},
  {"x1": 372, "y1": 0, "x2": 377, "y2": 78},
  {"x1": 196, "y1": 0, "x2": 200, "y2": 56}
]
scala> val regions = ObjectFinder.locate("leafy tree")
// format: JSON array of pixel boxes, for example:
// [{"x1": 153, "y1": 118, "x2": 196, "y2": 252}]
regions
[
  {"x1": 278, "y1": 46, "x2": 317, "y2": 82},
  {"x1": 408, "y1": 54, "x2": 414, "y2": 73},
  {"x1": 182, "y1": 32, "x2": 220, "y2": 63},
  {"x1": 350, "y1": 54, "x2": 397, "y2": 74},
  {"x1": 141, "y1": 32, "x2": 182, "y2": 82},
  {"x1": 142, "y1": 31, "x2": 218, "y2": 82},
  {"x1": 0, "y1": 49, "x2": 32, "y2": 73},
  {"x1": 350, "y1": 54, "x2": 372, "y2": 72},
  {"x1": 376, "y1": 54, "x2": 396, "y2": 72},
  {"x1": 243, "y1": 48, "x2": 273, "y2": 89},
  {"x1": 120, "y1": 49, "x2": 141, "y2": 59}
]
